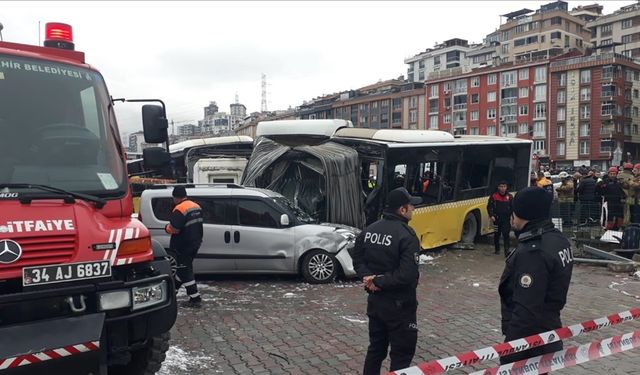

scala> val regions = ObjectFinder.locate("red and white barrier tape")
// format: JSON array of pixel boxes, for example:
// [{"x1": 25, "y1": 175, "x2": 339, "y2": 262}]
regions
[
  {"x1": 0, "y1": 341, "x2": 100, "y2": 370},
  {"x1": 389, "y1": 307, "x2": 640, "y2": 375},
  {"x1": 469, "y1": 330, "x2": 640, "y2": 375}
]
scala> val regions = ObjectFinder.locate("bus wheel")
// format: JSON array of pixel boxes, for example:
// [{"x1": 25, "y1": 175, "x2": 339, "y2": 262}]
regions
[{"x1": 460, "y1": 213, "x2": 478, "y2": 244}]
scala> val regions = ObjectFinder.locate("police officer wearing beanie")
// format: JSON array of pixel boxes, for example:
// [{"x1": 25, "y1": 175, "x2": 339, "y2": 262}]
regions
[
  {"x1": 352, "y1": 187, "x2": 421, "y2": 375},
  {"x1": 165, "y1": 186, "x2": 204, "y2": 308},
  {"x1": 499, "y1": 187, "x2": 573, "y2": 367}
]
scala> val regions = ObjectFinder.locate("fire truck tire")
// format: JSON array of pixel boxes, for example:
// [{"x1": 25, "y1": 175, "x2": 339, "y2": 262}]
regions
[{"x1": 110, "y1": 332, "x2": 170, "y2": 375}]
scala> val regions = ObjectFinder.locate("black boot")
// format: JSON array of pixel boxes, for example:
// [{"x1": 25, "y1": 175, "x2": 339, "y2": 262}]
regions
[{"x1": 181, "y1": 296, "x2": 202, "y2": 308}]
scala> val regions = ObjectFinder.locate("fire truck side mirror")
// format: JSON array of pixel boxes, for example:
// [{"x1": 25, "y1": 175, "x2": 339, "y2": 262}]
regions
[
  {"x1": 142, "y1": 147, "x2": 171, "y2": 169},
  {"x1": 142, "y1": 105, "x2": 168, "y2": 144}
]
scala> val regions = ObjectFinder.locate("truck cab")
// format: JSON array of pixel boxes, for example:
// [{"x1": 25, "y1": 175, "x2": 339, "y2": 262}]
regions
[{"x1": 0, "y1": 23, "x2": 176, "y2": 374}]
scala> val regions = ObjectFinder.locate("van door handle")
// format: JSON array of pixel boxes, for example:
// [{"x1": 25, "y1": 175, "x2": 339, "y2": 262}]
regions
[
  {"x1": 224, "y1": 231, "x2": 231, "y2": 244},
  {"x1": 234, "y1": 231, "x2": 240, "y2": 243}
]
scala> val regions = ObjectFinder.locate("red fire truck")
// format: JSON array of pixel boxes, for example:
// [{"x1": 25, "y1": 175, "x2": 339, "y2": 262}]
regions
[{"x1": 0, "y1": 23, "x2": 176, "y2": 374}]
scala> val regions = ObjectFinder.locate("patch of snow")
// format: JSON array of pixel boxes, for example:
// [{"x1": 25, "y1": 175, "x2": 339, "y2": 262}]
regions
[
  {"x1": 341, "y1": 315, "x2": 367, "y2": 324},
  {"x1": 419, "y1": 254, "x2": 440, "y2": 264},
  {"x1": 472, "y1": 283, "x2": 480, "y2": 287},
  {"x1": 283, "y1": 292, "x2": 297, "y2": 298},
  {"x1": 158, "y1": 346, "x2": 219, "y2": 374}
]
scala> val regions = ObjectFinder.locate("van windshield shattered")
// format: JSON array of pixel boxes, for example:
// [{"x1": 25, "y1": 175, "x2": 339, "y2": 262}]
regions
[
  {"x1": 0, "y1": 55, "x2": 126, "y2": 197},
  {"x1": 272, "y1": 197, "x2": 315, "y2": 224}
]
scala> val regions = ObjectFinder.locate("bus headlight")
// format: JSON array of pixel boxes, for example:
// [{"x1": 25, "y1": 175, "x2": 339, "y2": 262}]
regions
[{"x1": 132, "y1": 281, "x2": 167, "y2": 311}]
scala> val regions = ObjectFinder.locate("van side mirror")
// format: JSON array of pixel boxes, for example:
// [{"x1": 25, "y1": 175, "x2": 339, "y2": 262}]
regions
[
  {"x1": 142, "y1": 147, "x2": 171, "y2": 169},
  {"x1": 280, "y1": 214, "x2": 290, "y2": 227},
  {"x1": 142, "y1": 104, "x2": 168, "y2": 143}
]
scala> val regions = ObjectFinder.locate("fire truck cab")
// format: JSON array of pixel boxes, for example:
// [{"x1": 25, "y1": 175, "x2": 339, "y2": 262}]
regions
[{"x1": 0, "y1": 23, "x2": 176, "y2": 374}]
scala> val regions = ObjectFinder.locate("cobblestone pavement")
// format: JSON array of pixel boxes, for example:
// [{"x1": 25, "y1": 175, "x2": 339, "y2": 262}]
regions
[{"x1": 159, "y1": 241, "x2": 640, "y2": 375}]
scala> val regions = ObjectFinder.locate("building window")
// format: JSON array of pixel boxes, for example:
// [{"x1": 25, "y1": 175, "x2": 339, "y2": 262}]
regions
[
  {"x1": 409, "y1": 110, "x2": 417, "y2": 123},
  {"x1": 488, "y1": 74, "x2": 497, "y2": 85},
  {"x1": 622, "y1": 18, "x2": 633, "y2": 29},
  {"x1": 580, "y1": 87, "x2": 591, "y2": 101},
  {"x1": 558, "y1": 73, "x2": 566, "y2": 87},
  {"x1": 471, "y1": 77, "x2": 480, "y2": 87},
  {"x1": 600, "y1": 140, "x2": 612, "y2": 153},
  {"x1": 419, "y1": 60, "x2": 425, "y2": 69},
  {"x1": 393, "y1": 98, "x2": 402, "y2": 110},
  {"x1": 534, "y1": 67, "x2": 547, "y2": 83},
  {"x1": 635, "y1": 89, "x2": 640, "y2": 99},
  {"x1": 551, "y1": 17, "x2": 562, "y2": 25},
  {"x1": 487, "y1": 91, "x2": 497, "y2": 102},
  {"x1": 580, "y1": 69, "x2": 591, "y2": 84},
  {"x1": 580, "y1": 141, "x2": 589, "y2": 155},
  {"x1": 634, "y1": 124, "x2": 639, "y2": 135},
  {"x1": 434, "y1": 55, "x2": 441, "y2": 65},
  {"x1": 419, "y1": 71, "x2": 425, "y2": 81},
  {"x1": 501, "y1": 71, "x2": 516, "y2": 87},
  {"x1": 519, "y1": 69, "x2": 529, "y2": 80},
  {"x1": 429, "y1": 115, "x2": 438, "y2": 129},
  {"x1": 557, "y1": 141, "x2": 565, "y2": 156},
  {"x1": 534, "y1": 140, "x2": 545, "y2": 153},
  {"x1": 533, "y1": 121, "x2": 545, "y2": 137},
  {"x1": 580, "y1": 105, "x2": 590, "y2": 119},
  {"x1": 557, "y1": 107, "x2": 566, "y2": 121},
  {"x1": 487, "y1": 125, "x2": 496, "y2": 136},
  {"x1": 580, "y1": 123, "x2": 590, "y2": 137},
  {"x1": 430, "y1": 85, "x2": 439, "y2": 97},
  {"x1": 487, "y1": 108, "x2": 496, "y2": 119},
  {"x1": 444, "y1": 82, "x2": 451, "y2": 91},
  {"x1": 429, "y1": 99, "x2": 438, "y2": 113},
  {"x1": 550, "y1": 31, "x2": 562, "y2": 40},
  {"x1": 634, "y1": 106, "x2": 639, "y2": 117},
  {"x1": 471, "y1": 93, "x2": 479, "y2": 104},
  {"x1": 535, "y1": 85, "x2": 546, "y2": 101},
  {"x1": 534, "y1": 103, "x2": 546, "y2": 118},
  {"x1": 622, "y1": 34, "x2": 633, "y2": 44},
  {"x1": 470, "y1": 127, "x2": 479, "y2": 135},
  {"x1": 519, "y1": 87, "x2": 529, "y2": 98},
  {"x1": 502, "y1": 43, "x2": 510, "y2": 54},
  {"x1": 557, "y1": 90, "x2": 566, "y2": 103},
  {"x1": 519, "y1": 123, "x2": 528, "y2": 134},
  {"x1": 557, "y1": 124, "x2": 565, "y2": 138},
  {"x1": 409, "y1": 96, "x2": 418, "y2": 108},
  {"x1": 519, "y1": 105, "x2": 529, "y2": 116},
  {"x1": 601, "y1": 23, "x2": 613, "y2": 36},
  {"x1": 471, "y1": 110, "x2": 479, "y2": 121},
  {"x1": 444, "y1": 114, "x2": 451, "y2": 124}
]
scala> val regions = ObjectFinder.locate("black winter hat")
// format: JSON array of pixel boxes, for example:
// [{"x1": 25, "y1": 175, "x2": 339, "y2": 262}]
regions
[
  {"x1": 512, "y1": 186, "x2": 552, "y2": 221},
  {"x1": 386, "y1": 187, "x2": 422, "y2": 210},
  {"x1": 172, "y1": 186, "x2": 187, "y2": 198}
]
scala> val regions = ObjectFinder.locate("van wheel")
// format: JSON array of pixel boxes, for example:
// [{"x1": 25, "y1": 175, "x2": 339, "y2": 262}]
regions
[
  {"x1": 460, "y1": 213, "x2": 478, "y2": 244},
  {"x1": 301, "y1": 250, "x2": 337, "y2": 284},
  {"x1": 165, "y1": 249, "x2": 178, "y2": 278}
]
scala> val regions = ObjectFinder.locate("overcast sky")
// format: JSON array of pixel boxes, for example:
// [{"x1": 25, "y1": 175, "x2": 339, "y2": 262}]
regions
[{"x1": 1, "y1": 0, "x2": 635, "y2": 135}]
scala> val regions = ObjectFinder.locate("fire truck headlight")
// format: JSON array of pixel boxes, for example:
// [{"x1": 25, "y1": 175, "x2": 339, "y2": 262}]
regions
[
  {"x1": 132, "y1": 281, "x2": 167, "y2": 311},
  {"x1": 98, "y1": 290, "x2": 131, "y2": 311}
]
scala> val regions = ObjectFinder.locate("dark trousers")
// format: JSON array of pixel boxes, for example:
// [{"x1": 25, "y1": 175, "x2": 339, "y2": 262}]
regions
[
  {"x1": 500, "y1": 340, "x2": 562, "y2": 375},
  {"x1": 175, "y1": 251, "x2": 200, "y2": 299},
  {"x1": 363, "y1": 296, "x2": 418, "y2": 375},
  {"x1": 494, "y1": 220, "x2": 510, "y2": 256}
]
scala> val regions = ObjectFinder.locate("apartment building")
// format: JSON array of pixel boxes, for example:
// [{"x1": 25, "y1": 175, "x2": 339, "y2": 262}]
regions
[
  {"x1": 404, "y1": 39, "x2": 487, "y2": 83},
  {"x1": 588, "y1": 2, "x2": 640, "y2": 59},
  {"x1": 425, "y1": 60, "x2": 550, "y2": 143},
  {"x1": 497, "y1": 1, "x2": 591, "y2": 64},
  {"x1": 549, "y1": 53, "x2": 640, "y2": 170}
]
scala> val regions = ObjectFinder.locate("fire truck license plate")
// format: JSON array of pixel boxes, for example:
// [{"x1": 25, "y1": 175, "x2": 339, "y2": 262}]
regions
[{"x1": 22, "y1": 261, "x2": 111, "y2": 286}]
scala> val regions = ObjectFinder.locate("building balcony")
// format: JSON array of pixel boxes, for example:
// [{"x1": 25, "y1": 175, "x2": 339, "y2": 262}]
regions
[
  {"x1": 533, "y1": 132, "x2": 546, "y2": 138},
  {"x1": 453, "y1": 103, "x2": 468, "y2": 111},
  {"x1": 601, "y1": 92, "x2": 615, "y2": 98},
  {"x1": 501, "y1": 97, "x2": 517, "y2": 105},
  {"x1": 500, "y1": 115, "x2": 517, "y2": 123},
  {"x1": 600, "y1": 125, "x2": 614, "y2": 135},
  {"x1": 454, "y1": 87, "x2": 467, "y2": 94},
  {"x1": 453, "y1": 119, "x2": 466, "y2": 128}
]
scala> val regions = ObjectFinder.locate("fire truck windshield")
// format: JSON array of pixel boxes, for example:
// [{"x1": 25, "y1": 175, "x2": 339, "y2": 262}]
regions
[{"x1": 0, "y1": 54, "x2": 126, "y2": 198}]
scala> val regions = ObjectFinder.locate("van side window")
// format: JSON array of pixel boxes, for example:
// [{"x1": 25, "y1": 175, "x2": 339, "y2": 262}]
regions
[
  {"x1": 151, "y1": 198, "x2": 173, "y2": 221},
  {"x1": 236, "y1": 199, "x2": 281, "y2": 228},
  {"x1": 195, "y1": 198, "x2": 227, "y2": 225}
]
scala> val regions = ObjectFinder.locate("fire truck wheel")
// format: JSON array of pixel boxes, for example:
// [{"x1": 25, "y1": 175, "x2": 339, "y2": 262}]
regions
[{"x1": 110, "y1": 332, "x2": 170, "y2": 375}]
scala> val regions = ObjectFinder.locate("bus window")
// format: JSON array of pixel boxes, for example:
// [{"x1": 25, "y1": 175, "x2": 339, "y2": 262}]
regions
[
  {"x1": 457, "y1": 147, "x2": 493, "y2": 200},
  {"x1": 391, "y1": 164, "x2": 407, "y2": 189}
]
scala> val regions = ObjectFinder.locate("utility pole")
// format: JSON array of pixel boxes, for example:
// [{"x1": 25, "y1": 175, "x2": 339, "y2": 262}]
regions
[{"x1": 261, "y1": 73, "x2": 268, "y2": 113}]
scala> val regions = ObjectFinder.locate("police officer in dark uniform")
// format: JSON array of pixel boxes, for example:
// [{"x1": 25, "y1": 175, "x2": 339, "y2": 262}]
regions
[
  {"x1": 352, "y1": 187, "x2": 421, "y2": 375},
  {"x1": 499, "y1": 186, "x2": 573, "y2": 367},
  {"x1": 165, "y1": 186, "x2": 204, "y2": 308}
]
